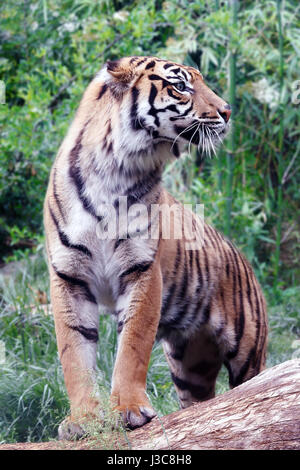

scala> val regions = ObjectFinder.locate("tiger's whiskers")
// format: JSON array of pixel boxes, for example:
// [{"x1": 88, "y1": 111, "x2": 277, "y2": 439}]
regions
[{"x1": 170, "y1": 121, "x2": 199, "y2": 153}]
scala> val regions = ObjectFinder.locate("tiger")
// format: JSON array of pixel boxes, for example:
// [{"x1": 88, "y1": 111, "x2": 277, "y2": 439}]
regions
[{"x1": 44, "y1": 56, "x2": 268, "y2": 439}]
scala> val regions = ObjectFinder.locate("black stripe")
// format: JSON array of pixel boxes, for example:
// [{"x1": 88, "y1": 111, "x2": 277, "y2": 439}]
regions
[
  {"x1": 69, "y1": 125, "x2": 103, "y2": 222},
  {"x1": 205, "y1": 225, "x2": 217, "y2": 250},
  {"x1": 170, "y1": 102, "x2": 193, "y2": 120},
  {"x1": 195, "y1": 251, "x2": 203, "y2": 291},
  {"x1": 52, "y1": 168, "x2": 66, "y2": 223},
  {"x1": 163, "y1": 250, "x2": 189, "y2": 328},
  {"x1": 225, "y1": 249, "x2": 237, "y2": 360},
  {"x1": 183, "y1": 246, "x2": 210, "y2": 327},
  {"x1": 71, "y1": 325, "x2": 98, "y2": 342},
  {"x1": 233, "y1": 347, "x2": 256, "y2": 386},
  {"x1": 202, "y1": 300, "x2": 211, "y2": 324},
  {"x1": 203, "y1": 246, "x2": 210, "y2": 284},
  {"x1": 186, "y1": 252, "x2": 205, "y2": 326},
  {"x1": 160, "y1": 241, "x2": 181, "y2": 320},
  {"x1": 166, "y1": 104, "x2": 178, "y2": 113},
  {"x1": 53, "y1": 267, "x2": 97, "y2": 304},
  {"x1": 226, "y1": 246, "x2": 245, "y2": 360},
  {"x1": 161, "y1": 282, "x2": 176, "y2": 318},
  {"x1": 120, "y1": 261, "x2": 152, "y2": 278},
  {"x1": 212, "y1": 229, "x2": 226, "y2": 266},
  {"x1": 107, "y1": 141, "x2": 113, "y2": 154},
  {"x1": 209, "y1": 225, "x2": 222, "y2": 251},
  {"x1": 252, "y1": 279, "x2": 263, "y2": 372},
  {"x1": 97, "y1": 84, "x2": 108, "y2": 100},
  {"x1": 149, "y1": 73, "x2": 164, "y2": 81},
  {"x1": 172, "y1": 142, "x2": 180, "y2": 158},
  {"x1": 189, "y1": 249, "x2": 194, "y2": 271},
  {"x1": 136, "y1": 58, "x2": 148, "y2": 66},
  {"x1": 175, "y1": 248, "x2": 189, "y2": 304},
  {"x1": 189, "y1": 248, "x2": 210, "y2": 327},
  {"x1": 145, "y1": 60, "x2": 156, "y2": 70},
  {"x1": 181, "y1": 70, "x2": 188, "y2": 81},
  {"x1": 231, "y1": 245, "x2": 245, "y2": 349},
  {"x1": 163, "y1": 63, "x2": 173, "y2": 69},
  {"x1": 256, "y1": 290, "x2": 267, "y2": 370},
  {"x1": 148, "y1": 82, "x2": 160, "y2": 117},
  {"x1": 255, "y1": 319, "x2": 267, "y2": 373},
  {"x1": 171, "y1": 373, "x2": 210, "y2": 400},
  {"x1": 49, "y1": 204, "x2": 92, "y2": 258},
  {"x1": 125, "y1": 169, "x2": 161, "y2": 205},
  {"x1": 148, "y1": 74, "x2": 169, "y2": 89},
  {"x1": 167, "y1": 87, "x2": 183, "y2": 100},
  {"x1": 174, "y1": 240, "x2": 182, "y2": 270},
  {"x1": 168, "y1": 67, "x2": 180, "y2": 74},
  {"x1": 224, "y1": 247, "x2": 230, "y2": 278},
  {"x1": 130, "y1": 86, "x2": 143, "y2": 130},
  {"x1": 239, "y1": 253, "x2": 254, "y2": 320},
  {"x1": 149, "y1": 82, "x2": 157, "y2": 104}
]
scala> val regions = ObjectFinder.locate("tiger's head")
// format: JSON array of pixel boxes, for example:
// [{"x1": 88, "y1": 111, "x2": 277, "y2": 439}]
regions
[{"x1": 87, "y1": 56, "x2": 231, "y2": 168}]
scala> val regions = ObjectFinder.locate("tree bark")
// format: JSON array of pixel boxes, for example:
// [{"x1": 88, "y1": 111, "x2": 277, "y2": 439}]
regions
[
  {"x1": 1, "y1": 359, "x2": 300, "y2": 450},
  {"x1": 129, "y1": 358, "x2": 300, "y2": 450}
]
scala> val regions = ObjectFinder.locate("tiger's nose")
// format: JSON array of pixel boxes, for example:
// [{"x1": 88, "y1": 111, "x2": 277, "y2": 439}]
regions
[{"x1": 218, "y1": 104, "x2": 231, "y2": 123}]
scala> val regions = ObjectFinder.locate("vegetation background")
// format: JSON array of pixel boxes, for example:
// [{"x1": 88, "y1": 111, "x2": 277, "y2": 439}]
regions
[{"x1": 0, "y1": 0, "x2": 299, "y2": 444}]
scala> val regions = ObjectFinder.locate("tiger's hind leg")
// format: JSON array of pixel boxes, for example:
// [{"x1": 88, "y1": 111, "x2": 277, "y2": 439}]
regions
[
  {"x1": 49, "y1": 266, "x2": 102, "y2": 440},
  {"x1": 163, "y1": 329, "x2": 223, "y2": 408},
  {"x1": 220, "y1": 278, "x2": 268, "y2": 389},
  {"x1": 223, "y1": 315, "x2": 268, "y2": 389}
]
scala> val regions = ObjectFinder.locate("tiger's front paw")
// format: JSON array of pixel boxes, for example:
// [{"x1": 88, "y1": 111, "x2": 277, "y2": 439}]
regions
[
  {"x1": 58, "y1": 416, "x2": 87, "y2": 440},
  {"x1": 111, "y1": 390, "x2": 157, "y2": 430},
  {"x1": 58, "y1": 410, "x2": 105, "y2": 440},
  {"x1": 122, "y1": 404, "x2": 157, "y2": 430}
]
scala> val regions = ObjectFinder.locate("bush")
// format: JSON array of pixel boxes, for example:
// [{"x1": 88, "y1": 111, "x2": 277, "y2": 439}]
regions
[{"x1": 1, "y1": 0, "x2": 299, "y2": 285}]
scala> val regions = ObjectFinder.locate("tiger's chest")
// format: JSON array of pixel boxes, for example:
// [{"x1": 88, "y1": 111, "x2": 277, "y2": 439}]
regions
[
  {"x1": 96, "y1": 236, "x2": 158, "y2": 311},
  {"x1": 52, "y1": 214, "x2": 156, "y2": 310},
  {"x1": 50, "y1": 166, "x2": 160, "y2": 312}
]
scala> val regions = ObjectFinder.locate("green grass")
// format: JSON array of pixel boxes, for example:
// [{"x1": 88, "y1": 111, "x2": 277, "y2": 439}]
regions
[{"x1": 0, "y1": 248, "x2": 299, "y2": 444}]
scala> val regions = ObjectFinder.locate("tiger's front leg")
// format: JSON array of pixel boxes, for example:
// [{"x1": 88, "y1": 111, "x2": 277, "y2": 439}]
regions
[
  {"x1": 111, "y1": 260, "x2": 162, "y2": 429},
  {"x1": 49, "y1": 266, "x2": 102, "y2": 440}
]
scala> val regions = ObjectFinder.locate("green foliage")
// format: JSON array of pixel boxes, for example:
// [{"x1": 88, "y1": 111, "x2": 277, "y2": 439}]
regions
[{"x1": 1, "y1": 0, "x2": 299, "y2": 285}]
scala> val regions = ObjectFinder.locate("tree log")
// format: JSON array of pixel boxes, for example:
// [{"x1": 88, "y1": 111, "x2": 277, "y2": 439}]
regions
[
  {"x1": 129, "y1": 359, "x2": 300, "y2": 450},
  {"x1": 1, "y1": 359, "x2": 300, "y2": 450}
]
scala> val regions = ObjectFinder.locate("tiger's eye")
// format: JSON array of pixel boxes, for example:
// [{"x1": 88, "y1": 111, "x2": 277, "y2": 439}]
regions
[{"x1": 174, "y1": 82, "x2": 186, "y2": 92}]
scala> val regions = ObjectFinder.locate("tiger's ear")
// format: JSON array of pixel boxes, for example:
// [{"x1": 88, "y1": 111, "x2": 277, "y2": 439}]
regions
[{"x1": 106, "y1": 60, "x2": 135, "y2": 83}]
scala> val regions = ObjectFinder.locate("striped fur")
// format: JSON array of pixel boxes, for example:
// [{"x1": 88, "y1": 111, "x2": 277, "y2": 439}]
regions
[{"x1": 44, "y1": 56, "x2": 267, "y2": 439}]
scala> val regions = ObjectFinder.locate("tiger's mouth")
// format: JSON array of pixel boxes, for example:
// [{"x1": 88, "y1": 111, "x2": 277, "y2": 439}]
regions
[{"x1": 174, "y1": 120, "x2": 228, "y2": 155}]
